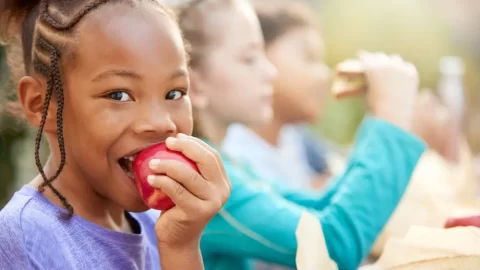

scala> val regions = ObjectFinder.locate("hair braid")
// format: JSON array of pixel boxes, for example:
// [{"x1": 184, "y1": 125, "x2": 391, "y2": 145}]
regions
[
  {"x1": 33, "y1": 0, "x2": 117, "y2": 217},
  {"x1": 38, "y1": 0, "x2": 110, "y2": 30},
  {"x1": 33, "y1": 34, "x2": 73, "y2": 216},
  {"x1": 31, "y1": 1, "x2": 112, "y2": 217}
]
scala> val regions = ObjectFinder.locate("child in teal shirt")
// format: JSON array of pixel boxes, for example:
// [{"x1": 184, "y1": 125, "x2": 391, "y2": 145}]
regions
[
  {"x1": 172, "y1": 1, "x2": 424, "y2": 269},
  {"x1": 202, "y1": 117, "x2": 424, "y2": 270}
]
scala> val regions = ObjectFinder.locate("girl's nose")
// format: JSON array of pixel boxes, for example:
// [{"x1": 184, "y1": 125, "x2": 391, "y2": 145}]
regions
[{"x1": 132, "y1": 105, "x2": 177, "y2": 138}]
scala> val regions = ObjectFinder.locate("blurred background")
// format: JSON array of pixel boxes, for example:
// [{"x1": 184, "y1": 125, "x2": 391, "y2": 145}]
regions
[{"x1": 2, "y1": 0, "x2": 480, "y2": 207}]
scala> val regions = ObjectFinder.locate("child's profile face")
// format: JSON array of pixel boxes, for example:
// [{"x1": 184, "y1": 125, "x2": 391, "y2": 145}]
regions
[
  {"x1": 267, "y1": 26, "x2": 330, "y2": 124},
  {"x1": 193, "y1": 1, "x2": 277, "y2": 126},
  {"x1": 58, "y1": 4, "x2": 192, "y2": 211}
]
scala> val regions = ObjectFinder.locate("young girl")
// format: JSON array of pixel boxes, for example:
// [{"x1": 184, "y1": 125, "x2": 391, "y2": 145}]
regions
[
  {"x1": 0, "y1": 1, "x2": 230, "y2": 269},
  {"x1": 221, "y1": 1, "x2": 342, "y2": 190},
  {"x1": 174, "y1": 0, "x2": 425, "y2": 270}
]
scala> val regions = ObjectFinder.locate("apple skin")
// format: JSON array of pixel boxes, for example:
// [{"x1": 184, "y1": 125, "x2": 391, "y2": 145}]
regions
[
  {"x1": 444, "y1": 215, "x2": 480, "y2": 229},
  {"x1": 132, "y1": 142, "x2": 199, "y2": 210}
]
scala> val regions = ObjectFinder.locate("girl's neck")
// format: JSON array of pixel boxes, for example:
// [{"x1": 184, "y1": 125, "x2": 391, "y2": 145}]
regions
[
  {"x1": 249, "y1": 117, "x2": 285, "y2": 146},
  {"x1": 196, "y1": 110, "x2": 230, "y2": 147},
  {"x1": 33, "y1": 156, "x2": 132, "y2": 233}
]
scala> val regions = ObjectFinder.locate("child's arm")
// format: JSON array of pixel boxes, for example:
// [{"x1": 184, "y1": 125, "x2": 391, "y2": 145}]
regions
[
  {"x1": 147, "y1": 134, "x2": 231, "y2": 270},
  {"x1": 201, "y1": 118, "x2": 426, "y2": 270},
  {"x1": 273, "y1": 116, "x2": 405, "y2": 208}
]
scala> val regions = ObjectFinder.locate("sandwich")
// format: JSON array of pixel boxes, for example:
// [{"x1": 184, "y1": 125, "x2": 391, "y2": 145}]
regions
[
  {"x1": 331, "y1": 59, "x2": 367, "y2": 99},
  {"x1": 368, "y1": 226, "x2": 480, "y2": 270}
]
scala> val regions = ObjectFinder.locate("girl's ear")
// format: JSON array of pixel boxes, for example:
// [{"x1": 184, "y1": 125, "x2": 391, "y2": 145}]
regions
[
  {"x1": 18, "y1": 76, "x2": 58, "y2": 134},
  {"x1": 188, "y1": 69, "x2": 209, "y2": 110}
]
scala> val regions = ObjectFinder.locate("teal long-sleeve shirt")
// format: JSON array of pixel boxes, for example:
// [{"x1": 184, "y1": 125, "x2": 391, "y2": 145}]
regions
[{"x1": 200, "y1": 117, "x2": 426, "y2": 270}]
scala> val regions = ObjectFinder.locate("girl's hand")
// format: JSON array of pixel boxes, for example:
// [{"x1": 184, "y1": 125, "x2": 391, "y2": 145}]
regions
[
  {"x1": 359, "y1": 51, "x2": 419, "y2": 131},
  {"x1": 412, "y1": 90, "x2": 459, "y2": 161},
  {"x1": 148, "y1": 133, "x2": 231, "y2": 248}
]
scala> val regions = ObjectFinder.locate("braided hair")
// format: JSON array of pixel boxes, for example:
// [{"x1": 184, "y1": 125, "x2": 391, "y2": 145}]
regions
[{"x1": 0, "y1": 0, "x2": 173, "y2": 218}]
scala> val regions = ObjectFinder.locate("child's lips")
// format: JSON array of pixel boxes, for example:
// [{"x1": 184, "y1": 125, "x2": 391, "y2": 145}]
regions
[
  {"x1": 117, "y1": 162, "x2": 140, "y2": 197},
  {"x1": 117, "y1": 142, "x2": 167, "y2": 182}
]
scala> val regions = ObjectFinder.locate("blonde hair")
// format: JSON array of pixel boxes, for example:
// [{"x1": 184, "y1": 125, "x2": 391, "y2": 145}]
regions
[{"x1": 173, "y1": 0, "x2": 235, "y2": 68}]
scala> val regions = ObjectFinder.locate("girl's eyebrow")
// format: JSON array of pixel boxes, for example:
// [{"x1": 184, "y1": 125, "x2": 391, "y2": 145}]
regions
[
  {"x1": 91, "y1": 69, "x2": 188, "y2": 82},
  {"x1": 92, "y1": 69, "x2": 141, "y2": 82}
]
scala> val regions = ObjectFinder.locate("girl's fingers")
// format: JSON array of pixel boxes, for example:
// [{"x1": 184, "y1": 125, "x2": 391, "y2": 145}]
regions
[
  {"x1": 149, "y1": 159, "x2": 212, "y2": 200},
  {"x1": 165, "y1": 134, "x2": 229, "y2": 188},
  {"x1": 177, "y1": 133, "x2": 217, "y2": 155},
  {"x1": 181, "y1": 135, "x2": 231, "y2": 189},
  {"x1": 147, "y1": 175, "x2": 200, "y2": 210},
  {"x1": 165, "y1": 135, "x2": 215, "y2": 167},
  {"x1": 390, "y1": 54, "x2": 403, "y2": 64},
  {"x1": 357, "y1": 51, "x2": 374, "y2": 74},
  {"x1": 405, "y1": 62, "x2": 418, "y2": 77}
]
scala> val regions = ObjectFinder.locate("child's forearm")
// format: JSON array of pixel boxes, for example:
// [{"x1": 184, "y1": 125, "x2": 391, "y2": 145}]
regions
[{"x1": 158, "y1": 242, "x2": 204, "y2": 270}]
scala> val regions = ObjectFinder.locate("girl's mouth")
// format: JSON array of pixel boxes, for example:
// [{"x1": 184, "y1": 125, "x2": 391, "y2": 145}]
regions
[{"x1": 118, "y1": 155, "x2": 136, "y2": 180}]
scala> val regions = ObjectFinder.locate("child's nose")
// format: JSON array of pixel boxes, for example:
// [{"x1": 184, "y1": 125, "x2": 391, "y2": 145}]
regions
[{"x1": 133, "y1": 107, "x2": 177, "y2": 138}]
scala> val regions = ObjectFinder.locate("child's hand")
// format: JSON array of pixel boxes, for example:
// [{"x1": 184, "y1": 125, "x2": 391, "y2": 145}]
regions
[
  {"x1": 359, "y1": 51, "x2": 419, "y2": 131},
  {"x1": 147, "y1": 133, "x2": 231, "y2": 248},
  {"x1": 412, "y1": 90, "x2": 459, "y2": 161}
]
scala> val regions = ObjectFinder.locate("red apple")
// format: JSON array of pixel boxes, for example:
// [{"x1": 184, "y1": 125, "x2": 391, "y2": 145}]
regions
[
  {"x1": 132, "y1": 142, "x2": 199, "y2": 210},
  {"x1": 444, "y1": 215, "x2": 480, "y2": 229}
]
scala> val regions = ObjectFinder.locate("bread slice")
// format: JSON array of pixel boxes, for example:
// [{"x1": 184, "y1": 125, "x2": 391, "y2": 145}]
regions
[
  {"x1": 331, "y1": 59, "x2": 367, "y2": 99},
  {"x1": 390, "y1": 255, "x2": 480, "y2": 270},
  {"x1": 375, "y1": 226, "x2": 480, "y2": 270}
]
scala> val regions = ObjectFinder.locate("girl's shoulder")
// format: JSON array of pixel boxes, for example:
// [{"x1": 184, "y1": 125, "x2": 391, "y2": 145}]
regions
[
  {"x1": 0, "y1": 187, "x2": 161, "y2": 270},
  {"x1": 0, "y1": 185, "x2": 60, "y2": 269},
  {"x1": 0, "y1": 185, "x2": 62, "y2": 242},
  {"x1": 0, "y1": 185, "x2": 51, "y2": 228}
]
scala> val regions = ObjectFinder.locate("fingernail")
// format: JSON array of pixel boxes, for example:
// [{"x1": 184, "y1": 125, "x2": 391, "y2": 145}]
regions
[
  {"x1": 177, "y1": 133, "x2": 187, "y2": 138},
  {"x1": 165, "y1": 137, "x2": 177, "y2": 146},
  {"x1": 147, "y1": 175, "x2": 156, "y2": 186},
  {"x1": 149, "y1": 159, "x2": 161, "y2": 169}
]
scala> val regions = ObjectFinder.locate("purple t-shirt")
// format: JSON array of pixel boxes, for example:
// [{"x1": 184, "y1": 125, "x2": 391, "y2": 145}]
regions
[{"x1": 0, "y1": 186, "x2": 161, "y2": 270}]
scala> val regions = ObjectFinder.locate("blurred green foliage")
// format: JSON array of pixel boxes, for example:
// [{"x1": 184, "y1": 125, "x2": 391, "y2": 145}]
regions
[
  {"x1": 0, "y1": 45, "x2": 28, "y2": 207},
  {"x1": 315, "y1": 0, "x2": 480, "y2": 145}
]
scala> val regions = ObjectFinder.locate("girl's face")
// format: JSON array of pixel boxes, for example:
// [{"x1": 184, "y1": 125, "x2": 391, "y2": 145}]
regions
[
  {"x1": 191, "y1": 0, "x2": 277, "y2": 126},
  {"x1": 54, "y1": 4, "x2": 192, "y2": 211},
  {"x1": 267, "y1": 26, "x2": 330, "y2": 123}
]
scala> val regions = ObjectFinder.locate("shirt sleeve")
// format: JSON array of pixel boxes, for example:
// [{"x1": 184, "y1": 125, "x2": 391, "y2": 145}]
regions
[
  {"x1": 275, "y1": 117, "x2": 410, "y2": 209},
  {"x1": 201, "y1": 117, "x2": 426, "y2": 270}
]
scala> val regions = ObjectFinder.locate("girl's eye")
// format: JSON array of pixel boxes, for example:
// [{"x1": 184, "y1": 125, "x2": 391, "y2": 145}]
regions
[
  {"x1": 107, "y1": 91, "x2": 132, "y2": 102},
  {"x1": 166, "y1": 89, "x2": 186, "y2": 100}
]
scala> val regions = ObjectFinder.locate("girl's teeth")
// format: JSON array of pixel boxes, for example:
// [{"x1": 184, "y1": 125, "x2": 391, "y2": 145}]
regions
[{"x1": 124, "y1": 156, "x2": 134, "y2": 162}]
